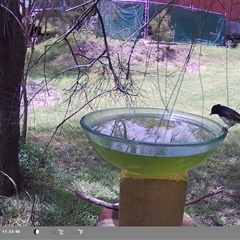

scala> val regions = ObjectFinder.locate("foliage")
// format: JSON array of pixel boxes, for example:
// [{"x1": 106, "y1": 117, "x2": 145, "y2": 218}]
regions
[{"x1": 150, "y1": 9, "x2": 174, "y2": 42}]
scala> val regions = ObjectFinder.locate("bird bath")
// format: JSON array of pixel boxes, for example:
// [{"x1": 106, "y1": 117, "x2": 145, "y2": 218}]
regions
[{"x1": 80, "y1": 108, "x2": 227, "y2": 226}]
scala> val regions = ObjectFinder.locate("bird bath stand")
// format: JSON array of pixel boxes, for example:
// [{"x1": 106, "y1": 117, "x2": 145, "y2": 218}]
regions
[{"x1": 80, "y1": 108, "x2": 227, "y2": 226}]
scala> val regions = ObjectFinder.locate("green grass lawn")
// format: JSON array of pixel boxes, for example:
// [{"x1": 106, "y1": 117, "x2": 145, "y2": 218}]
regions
[{"x1": 1, "y1": 31, "x2": 240, "y2": 226}]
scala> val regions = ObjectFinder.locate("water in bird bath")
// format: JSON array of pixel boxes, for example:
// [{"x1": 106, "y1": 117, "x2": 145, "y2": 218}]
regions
[
  {"x1": 93, "y1": 117, "x2": 213, "y2": 144},
  {"x1": 89, "y1": 114, "x2": 219, "y2": 176}
]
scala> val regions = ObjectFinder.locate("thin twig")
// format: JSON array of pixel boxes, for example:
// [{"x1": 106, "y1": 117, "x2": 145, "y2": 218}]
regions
[
  {"x1": 66, "y1": 186, "x2": 223, "y2": 210},
  {"x1": 65, "y1": 0, "x2": 95, "y2": 12},
  {"x1": 65, "y1": 186, "x2": 119, "y2": 210},
  {"x1": 0, "y1": 4, "x2": 24, "y2": 31},
  {"x1": 185, "y1": 186, "x2": 223, "y2": 206}
]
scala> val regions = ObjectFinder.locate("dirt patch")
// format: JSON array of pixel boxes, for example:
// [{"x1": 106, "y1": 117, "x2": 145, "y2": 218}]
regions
[
  {"x1": 130, "y1": 41, "x2": 205, "y2": 74},
  {"x1": 24, "y1": 81, "x2": 61, "y2": 110},
  {"x1": 50, "y1": 37, "x2": 205, "y2": 76}
]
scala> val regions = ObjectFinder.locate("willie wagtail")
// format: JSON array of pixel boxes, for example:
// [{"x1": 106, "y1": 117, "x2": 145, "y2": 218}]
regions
[{"x1": 210, "y1": 104, "x2": 240, "y2": 130}]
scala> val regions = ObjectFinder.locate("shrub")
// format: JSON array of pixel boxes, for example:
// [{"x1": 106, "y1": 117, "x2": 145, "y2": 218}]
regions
[{"x1": 150, "y1": 10, "x2": 174, "y2": 43}]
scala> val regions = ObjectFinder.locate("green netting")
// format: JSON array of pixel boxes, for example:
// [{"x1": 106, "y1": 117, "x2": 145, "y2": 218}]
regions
[
  {"x1": 97, "y1": 0, "x2": 226, "y2": 46},
  {"x1": 97, "y1": 0, "x2": 144, "y2": 40},
  {"x1": 166, "y1": 5, "x2": 226, "y2": 46}
]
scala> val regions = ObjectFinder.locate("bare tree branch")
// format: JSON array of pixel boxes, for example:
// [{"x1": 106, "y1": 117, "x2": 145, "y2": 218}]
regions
[
  {"x1": 65, "y1": 0, "x2": 96, "y2": 12},
  {"x1": 0, "y1": 3, "x2": 24, "y2": 31},
  {"x1": 66, "y1": 186, "x2": 224, "y2": 210},
  {"x1": 185, "y1": 186, "x2": 223, "y2": 206},
  {"x1": 66, "y1": 186, "x2": 119, "y2": 210}
]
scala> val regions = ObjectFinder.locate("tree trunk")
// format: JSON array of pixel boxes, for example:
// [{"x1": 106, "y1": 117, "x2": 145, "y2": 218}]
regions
[{"x1": 0, "y1": 1, "x2": 26, "y2": 196}]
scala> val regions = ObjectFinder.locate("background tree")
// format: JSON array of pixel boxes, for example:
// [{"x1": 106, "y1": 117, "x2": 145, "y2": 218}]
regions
[{"x1": 0, "y1": 1, "x2": 26, "y2": 196}]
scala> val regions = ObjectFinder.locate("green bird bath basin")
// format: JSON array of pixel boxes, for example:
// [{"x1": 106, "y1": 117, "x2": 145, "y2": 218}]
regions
[{"x1": 80, "y1": 108, "x2": 227, "y2": 177}]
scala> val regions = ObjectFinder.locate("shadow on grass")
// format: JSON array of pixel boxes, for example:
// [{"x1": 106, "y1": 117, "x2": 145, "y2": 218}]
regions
[
  {"x1": 186, "y1": 132, "x2": 240, "y2": 226},
  {"x1": 26, "y1": 146, "x2": 119, "y2": 226},
  {"x1": 0, "y1": 125, "x2": 120, "y2": 226}
]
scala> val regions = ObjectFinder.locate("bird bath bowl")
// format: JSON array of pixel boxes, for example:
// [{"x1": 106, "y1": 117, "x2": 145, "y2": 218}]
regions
[
  {"x1": 80, "y1": 108, "x2": 227, "y2": 226},
  {"x1": 80, "y1": 107, "x2": 227, "y2": 177}
]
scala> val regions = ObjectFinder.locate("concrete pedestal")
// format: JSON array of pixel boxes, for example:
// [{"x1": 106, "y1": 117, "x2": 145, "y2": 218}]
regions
[{"x1": 118, "y1": 170, "x2": 188, "y2": 226}]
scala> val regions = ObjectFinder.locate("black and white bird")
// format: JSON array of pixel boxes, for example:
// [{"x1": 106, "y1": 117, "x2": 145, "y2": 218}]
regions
[{"x1": 210, "y1": 104, "x2": 240, "y2": 130}]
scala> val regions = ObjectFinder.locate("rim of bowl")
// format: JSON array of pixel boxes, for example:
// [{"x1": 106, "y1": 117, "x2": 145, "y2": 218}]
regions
[{"x1": 80, "y1": 107, "x2": 227, "y2": 147}]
